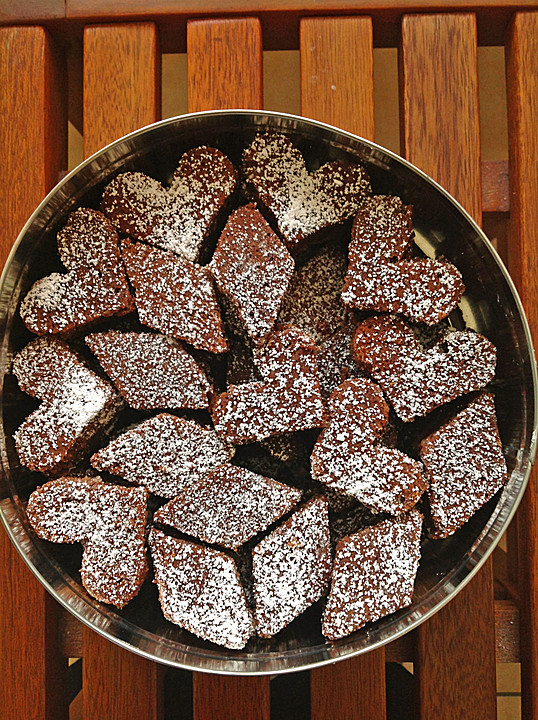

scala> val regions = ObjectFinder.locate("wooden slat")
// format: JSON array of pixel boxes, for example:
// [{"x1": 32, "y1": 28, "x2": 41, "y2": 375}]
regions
[
  {"x1": 300, "y1": 16, "x2": 374, "y2": 140},
  {"x1": 482, "y1": 160, "x2": 509, "y2": 212},
  {"x1": 400, "y1": 13, "x2": 497, "y2": 720},
  {"x1": 506, "y1": 12, "x2": 538, "y2": 720},
  {"x1": 83, "y1": 22, "x2": 160, "y2": 157},
  {"x1": 192, "y1": 676, "x2": 269, "y2": 720},
  {"x1": 301, "y1": 16, "x2": 386, "y2": 720},
  {"x1": 311, "y1": 653, "x2": 386, "y2": 720},
  {"x1": 82, "y1": 630, "x2": 163, "y2": 720},
  {"x1": 187, "y1": 18, "x2": 263, "y2": 111},
  {"x1": 0, "y1": 25, "x2": 69, "y2": 720},
  {"x1": 0, "y1": 0, "x2": 64, "y2": 22},
  {"x1": 82, "y1": 20, "x2": 164, "y2": 720}
]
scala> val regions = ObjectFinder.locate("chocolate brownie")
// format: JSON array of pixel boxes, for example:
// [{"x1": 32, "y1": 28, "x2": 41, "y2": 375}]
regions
[
  {"x1": 252, "y1": 496, "x2": 332, "y2": 637},
  {"x1": 310, "y1": 378, "x2": 427, "y2": 515},
  {"x1": 91, "y1": 413, "x2": 234, "y2": 498},
  {"x1": 209, "y1": 204, "x2": 294, "y2": 346},
  {"x1": 101, "y1": 147, "x2": 237, "y2": 262},
  {"x1": 352, "y1": 314, "x2": 497, "y2": 422},
  {"x1": 242, "y1": 132, "x2": 371, "y2": 253},
  {"x1": 27, "y1": 476, "x2": 148, "y2": 608},
  {"x1": 86, "y1": 330, "x2": 211, "y2": 410},
  {"x1": 316, "y1": 322, "x2": 362, "y2": 398},
  {"x1": 149, "y1": 528, "x2": 255, "y2": 649},
  {"x1": 419, "y1": 393, "x2": 508, "y2": 538},
  {"x1": 154, "y1": 463, "x2": 301, "y2": 550},
  {"x1": 322, "y1": 509, "x2": 423, "y2": 639},
  {"x1": 121, "y1": 239, "x2": 227, "y2": 353}
]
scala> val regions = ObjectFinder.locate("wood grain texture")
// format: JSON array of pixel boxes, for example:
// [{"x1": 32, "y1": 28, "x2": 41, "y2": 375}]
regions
[
  {"x1": 0, "y1": 24, "x2": 68, "y2": 720},
  {"x1": 0, "y1": 0, "x2": 64, "y2": 22},
  {"x1": 187, "y1": 18, "x2": 262, "y2": 111},
  {"x1": 400, "y1": 13, "x2": 497, "y2": 720},
  {"x1": 82, "y1": 628, "x2": 163, "y2": 720},
  {"x1": 482, "y1": 160, "x2": 509, "y2": 213},
  {"x1": 192, "y1": 675, "x2": 270, "y2": 720},
  {"x1": 83, "y1": 22, "x2": 160, "y2": 157},
  {"x1": 506, "y1": 12, "x2": 538, "y2": 720},
  {"x1": 311, "y1": 652, "x2": 386, "y2": 720},
  {"x1": 300, "y1": 16, "x2": 374, "y2": 140}
]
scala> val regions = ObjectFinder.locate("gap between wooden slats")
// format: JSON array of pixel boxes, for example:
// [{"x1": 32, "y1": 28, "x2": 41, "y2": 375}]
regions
[
  {"x1": 300, "y1": 16, "x2": 386, "y2": 720},
  {"x1": 81, "y1": 21, "x2": 164, "y2": 720},
  {"x1": 0, "y1": 25, "x2": 69, "y2": 720},
  {"x1": 506, "y1": 12, "x2": 538, "y2": 720},
  {"x1": 186, "y1": 17, "x2": 268, "y2": 720},
  {"x1": 400, "y1": 13, "x2": 497, "y2": 720}
]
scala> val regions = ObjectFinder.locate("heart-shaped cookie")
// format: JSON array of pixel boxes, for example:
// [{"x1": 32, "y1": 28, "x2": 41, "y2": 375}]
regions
[
  {"x1": 101, "y1": 146, "x2": 237, "y2": 262},
  {"x1": 20, "y1": 208, "x2": 134, "y2": 336},
  {"x1": 310, "y1": 378, "x2": 427, "y2": 515},
  {"x1": 13, "y1": 337, "x2": 122, "y2": 475},
  {"x1": 242, "y1": 132, "x2": 371, "y2": 254},
  {"x1": 210, "y1": 326, "x2": 326, "y2": 444},
  {"x1": 352, "y1": 314, "x2": 497, "y2": 422},
  {"x1": 27, "y1": 476, "x2": 148, "y2": 608},
  {"x1": 341, "y1": 195, "x2": 465, "y2": 324}
]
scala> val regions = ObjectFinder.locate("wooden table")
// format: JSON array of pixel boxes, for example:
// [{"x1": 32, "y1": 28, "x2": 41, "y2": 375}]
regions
[{"x1": 1, "y1": 4, "x2": 537, "y2": 719}]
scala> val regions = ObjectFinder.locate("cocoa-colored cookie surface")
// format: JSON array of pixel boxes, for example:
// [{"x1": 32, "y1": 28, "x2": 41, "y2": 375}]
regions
[
  {"x1": 322, "y1": 509, "x2": 423, "y2": 640},
  {"x1": 316, "y1": 322, "x2": 362, "y2": 398},
  {"x1": 101, "y1": 147, "x2": 237, "y2": 262},
  {"x1": 420, "y1": 393, "x2": 508, "y2": 538},
  {"x1": 211, "y1": 326, "x2": 325, "y2": 444},
  {"x1": 91, "y1": 413, "x2": 234, "y2": 498},
  {"x1": 252, "y1": 496, "x2": 332, "y2": 637},
  {"x1": 86, "y1": 330, "x2": 211, "y2": 410},
  {"x1": 310, "y1": 378, "x2": 427, "y2": 515},
  {"x1": 121, "y1": 239, "x2": 227, "y2": 353},
  {"x1": 155, "y1": 463, "x2": 301, "y2": 550},
  {"x1": 341, "y1": 195, "x2": 464, "y2": 324},
  {"x1": 209, "y1": 204, "x2": 294, "y2": 346},
  {"x1": 242, "y1": 133, "x2": 370, "y2": 253},
  {"x1": 149, "y1": 528, "x2": 255, "y2": 649},
  {"x1": 352, "y1": 314, "x2": 496, "y2": 422},
  {"x1": 27, "y1": 476, "x2": 148, "y2": 608}
]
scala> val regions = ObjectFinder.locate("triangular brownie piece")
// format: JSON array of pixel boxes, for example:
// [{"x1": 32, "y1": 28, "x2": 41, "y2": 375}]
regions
[
  {"x1": 352, "y1": 314, "x2": 496, "y2": 421},
  {"x1": 121, "y1": 239, "x2": 227, "y2": 353},
  {"x1": 102, "y1": 147, "x2": 237, "y2": 262},
  {"x1": 310, "y1": 378, "x2": 426, "y2": 515},
  {"x1": 86, "y1": 330, "x2": 211, "y2": 410},
  {"x1": 13, "y1": 337, "x2": 122, "y2": 475},
  {"x1": 322, "y1": 509, "x2": 423, "y2": 640},
  {"x1": 27, "y1": 476, "x2": 148, "y2": 608},
  {"x1": 91, "y1": 413, "x2": 234, "y2": 498},
  {"x1": 149, "y1": 529, "x2": 255, "y2": 649},
  {"x1": 154, "y1": 464, "x2": 301, "y2": 550},
  {"x1": 209, "y1": 204, "x2": 294, "y2": 346},
  {"x1": 419, "y1": 393, "x2": 508, "y2": 538},
  {"x1": 252, "y1": 496, "x2": 331, "y2": 637},
  {"x1": 211, "y1": 326, "x2": 325, "y2": 444}
]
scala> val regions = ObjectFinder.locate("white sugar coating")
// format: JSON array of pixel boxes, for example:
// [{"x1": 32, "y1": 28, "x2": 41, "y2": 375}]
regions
[
  {"x1": 278, "y1": 244, "x2": 349, "y2": 343},
  {"x1": 20, "y1": 266, "x2": 132, "y2": 335},
  {"x1": 211, "y1": 327, "x2": 325, "y2": 444},
  {"x1": 91, "y1": 413, "x2": 235, "y2": 498},
  {"x1": 57, "y1": 207, "x2": 125, "y2": 276},
  {"x1": 322, "y1": 509, "x2": 423, "y2": 640},
  {"x1": 209, "y1": 204, "x2": 295, "y2": 346},
  {"x1": 155, "y1": 463, "x2": 302, "y2": 550},
  {"x1": 420, "y1": 393, "x2": 508, "y2": 538},
  {"x1": 316, "y1": 323, "x2": 362, "y2": 398},
  {"x1": 252, "y1": 496, "x2": 332, "y2": 637},
  {"x1": 310, "y1": 379, "x2": 427, "y2": 515},
  {"x1": 86, "y1": 330, "x2": 211, "y2": 410},
  {"x1": 353, "y1": 315, "x2": 497, "y2": 422},
  {"x1": 149, "y1": 529, "x2": 255, "y2": 649},
  {"x1": 27, "y1": 477, "x2": 148, "y2": 608},
  {"x1": 242, "y1": 133, "x2": 370, "y2": 247},
  {"x1": 121, "y1": 239, "x2": 227, "y2": 353},
  {"x1": 101, "y1": 147, "x2": 237, "y2": 262},
  {"x1": 348, "y1": 195, "x2": 414, "y2": 265}
]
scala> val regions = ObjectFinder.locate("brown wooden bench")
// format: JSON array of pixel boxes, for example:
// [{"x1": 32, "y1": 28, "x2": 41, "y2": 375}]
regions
[{"x1": 0, "y1": 4, "x2": 537, "y2": 718}]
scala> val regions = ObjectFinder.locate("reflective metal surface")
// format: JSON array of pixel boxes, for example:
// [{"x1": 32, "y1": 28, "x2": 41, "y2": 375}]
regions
[{"x1": 0, "y1": 110, "x2": 536, "y2": 674}]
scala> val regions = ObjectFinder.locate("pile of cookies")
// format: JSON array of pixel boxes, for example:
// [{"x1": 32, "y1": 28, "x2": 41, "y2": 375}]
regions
[{"x1": 14, "y1": 132, "x2": 507, "y2": 649}]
